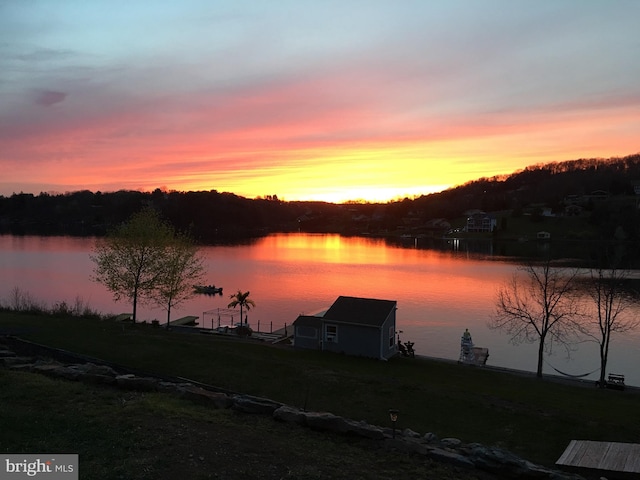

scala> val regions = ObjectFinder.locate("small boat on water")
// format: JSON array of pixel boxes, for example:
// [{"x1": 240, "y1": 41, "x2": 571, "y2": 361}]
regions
[{"x1": 193, "y1": 285, "x2": 223, "y2": 295}]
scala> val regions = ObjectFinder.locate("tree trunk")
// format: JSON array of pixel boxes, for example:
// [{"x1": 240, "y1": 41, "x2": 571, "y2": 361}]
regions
[
  {"x1": 536, "y1": 336, "x2": 545, "y2": 378},
  {"x1": 598, "y1": 334, "x2": 610, "y2": 388},
  {"x1": 132, "y1": 290, "x2": 138, "y2": 324},
  {"x1": 598, "y1": 344, "x2": 607, "y2": 387}
]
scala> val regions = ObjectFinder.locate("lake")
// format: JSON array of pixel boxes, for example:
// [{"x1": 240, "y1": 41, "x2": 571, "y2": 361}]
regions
[{"x1": 2, "y1": 233, "x2": 639, "y2": 385}]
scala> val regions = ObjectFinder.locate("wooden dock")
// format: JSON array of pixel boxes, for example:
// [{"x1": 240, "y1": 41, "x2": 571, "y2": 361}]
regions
[
  {"x1": 168, "y1": 316, "x2": 199, "y2": 327},
  {"x1": 459, "y1": 347, "x2": 489, "y2": 366},
  {"x1": 556, "y1": 440, "x2": 640, "y2": 477}
]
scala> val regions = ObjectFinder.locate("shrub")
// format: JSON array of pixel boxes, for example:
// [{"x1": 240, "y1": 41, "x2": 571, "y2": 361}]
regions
[{"x1": 235, "y1": 325, "x2": 253, "y2": 337}]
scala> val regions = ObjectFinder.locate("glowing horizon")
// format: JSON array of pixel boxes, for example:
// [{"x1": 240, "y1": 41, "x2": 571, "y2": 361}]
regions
[{"x1": 1, "y1": 1, "x2": 639, "y2": 203}]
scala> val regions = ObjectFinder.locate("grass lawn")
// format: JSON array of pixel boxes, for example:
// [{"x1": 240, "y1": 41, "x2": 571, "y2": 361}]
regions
[
  {"x1": 2, "y1": 311, "x2": 639, "y2": 472},
  {"x1": 1, "y1": 369, "x2": 501, "y2": 480}
]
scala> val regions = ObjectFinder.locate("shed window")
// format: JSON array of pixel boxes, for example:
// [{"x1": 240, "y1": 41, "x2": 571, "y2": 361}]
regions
[
  {"x1": 324, "y1": 324, "x2": 338, "y2": 343},
  {"x1": 389, "y1": 326, "x2": 395, "y2": 348}
]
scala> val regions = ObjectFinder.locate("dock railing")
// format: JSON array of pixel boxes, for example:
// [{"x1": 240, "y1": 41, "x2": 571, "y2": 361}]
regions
[{"x1": 202, "y1": 308, "x2": 289, "y2": 336}]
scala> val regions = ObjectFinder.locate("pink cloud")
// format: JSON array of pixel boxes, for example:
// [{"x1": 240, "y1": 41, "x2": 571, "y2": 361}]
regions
[{"x1": 2, "y1": 56, "x2": 639, "y2": 199}]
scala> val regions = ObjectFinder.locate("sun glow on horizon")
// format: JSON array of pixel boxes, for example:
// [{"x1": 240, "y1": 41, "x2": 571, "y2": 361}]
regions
[{"x1": 167, "y1": 142, "x2": 534, "y2": 203}]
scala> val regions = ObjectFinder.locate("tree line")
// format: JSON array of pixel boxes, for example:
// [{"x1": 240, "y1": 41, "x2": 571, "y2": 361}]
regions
[
  {"x1": 0, "y1": 189, "x2": 309, "y2": 241},
  {"x1": 2, "y1": 153, "x2": 640, "y2": 243}
]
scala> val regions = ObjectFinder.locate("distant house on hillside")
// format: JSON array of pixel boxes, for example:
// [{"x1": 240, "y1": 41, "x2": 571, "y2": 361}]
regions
[
  {"x1": 586, "y1": 190, "x2": 609, "y2": 202},
  {"x1": 563, "y1": 191, "x2": 610, "y2": 207},
  {"x1": 564, "y1": 204, "x2": 583, "y2": 216},
  {"x1": 293, "y1": 296, "x2": 397, "y2": 360},
  {"x1": 466, "y1": 211, "x2": 496, "y2": 233}
]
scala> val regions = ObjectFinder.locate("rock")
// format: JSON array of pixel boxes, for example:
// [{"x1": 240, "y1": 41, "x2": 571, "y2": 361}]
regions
[
  {"x1": 0, "y1": 356, "x2": 34, "y2": 366},
  {"x1": 423, "y1": 432, "x2": 439, "y2": 443},
  {"x1": 466, "y1": 444, "x2": 563, "y2": 478},
  {"x1": 304, "y1": 411, "x2": 350, "y2": 433},
  {"x1": 0, "y1": 349, "x2": 17, "y2": 358},
  {"x1": 426, "y1": 446, "x2": 476, "y2": 469},
  {"x1": 441, "y1": 437, "x2": 463, "y2": 448},
  {"x1": 232, "y1": 395, "x2": 283, "y2": 415},
  {"x1": 273, "y1": 405, "x2": 307, "y2": 425},
  {"x1": 49, "y1": 366, "x2": 83, "y2": 380},
  {"x1": 302, "y1": 412, "x2": 385, "y2": 439},
  {"x1": 180, "y1": 386, "x2": 233, "y2": 409},
  {"x1": 53, "y1": 363, "x2": 118, "y2": 384},
  {"x1": 402, "y1": 427, "x2": 422, "y2": 438},
  {"x1": 7, "y1": 363, "x2": 35, "y2": 371},
  {"x1": 343, "y1": 419, "x2": 385, "y2": 440},
  {"x1": 13, "y1": 362, "x2": 114, "y2": 385},
  {"x1": 115, "y1": 374, "x2": 158, "y2": 391},
  {"x1": 77, "y1": 373, "x2": 117, "y2": 385},
  {"x1": 73, "y1": 363, "x2": 117, "y2": 377},
  {"x1": 468, "y1": 444, "x2": 526, "y2": 469},
  {"x1": 158, "y1": 381, "x2": 185, "y2": 393},
  {"x1": 32, "y1": 364, "x2": 66, "y2": 375}
]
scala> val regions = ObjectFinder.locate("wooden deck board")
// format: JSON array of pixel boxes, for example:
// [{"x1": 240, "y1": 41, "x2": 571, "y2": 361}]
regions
[
  {"x1": 556, "y1": 439, "x2": 579, "y2": 465},
  {"x1": 557, "y1": 440, "x2": 640, "y2": 474},
  {"x1": 628, "y1": 449, "x2": 640, "y2": 473}
]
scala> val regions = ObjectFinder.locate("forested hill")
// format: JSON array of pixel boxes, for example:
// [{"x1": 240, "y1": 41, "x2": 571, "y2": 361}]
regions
[
  {"x1": 409, "y1": 153, "x2": 640, "y2": 218},
  {"x1": 1, "y1": 153, "x2": 639, "y2": 243}
]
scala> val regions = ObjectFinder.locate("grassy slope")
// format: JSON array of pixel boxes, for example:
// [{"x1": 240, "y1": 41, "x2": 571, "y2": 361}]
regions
[
  {"x1": 3, "y1": 369, "x2": 504, "y2": 480},
  {"x1": 1, "y1": 312, "x2": 639, "y2": 469}
]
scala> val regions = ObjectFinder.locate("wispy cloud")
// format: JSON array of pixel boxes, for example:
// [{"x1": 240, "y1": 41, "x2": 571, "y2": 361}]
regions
[{"x1": 34, "y1": 89, "x2": 67, "y2": 106}]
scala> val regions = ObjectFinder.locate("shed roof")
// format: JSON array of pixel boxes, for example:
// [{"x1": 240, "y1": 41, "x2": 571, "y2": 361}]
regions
[
  {"x1": 323, "y1": 296, "x2": 396, "y2": 327},
  {"x1": 293, "y1": 315, "x2": 323, "y2": 328}
]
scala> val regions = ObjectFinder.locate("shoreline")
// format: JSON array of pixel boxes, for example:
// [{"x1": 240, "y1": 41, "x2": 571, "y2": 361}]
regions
[{"x1": 414, "y1": 352, "x2": 639, "y2": 392}]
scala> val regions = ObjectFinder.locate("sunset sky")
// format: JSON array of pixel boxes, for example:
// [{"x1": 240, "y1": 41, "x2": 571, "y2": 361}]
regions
[{"x1": 1, "y1": 1, "x2": 639, "y2": 203}]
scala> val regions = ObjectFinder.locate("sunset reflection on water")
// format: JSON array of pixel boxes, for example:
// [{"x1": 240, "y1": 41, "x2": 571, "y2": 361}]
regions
[{"x1": 2, "y1": 233, "x2": 639, "y2": 385}]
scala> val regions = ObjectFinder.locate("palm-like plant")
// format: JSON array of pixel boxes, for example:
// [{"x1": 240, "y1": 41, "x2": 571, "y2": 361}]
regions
[{"x1": 227, "y1": 290, "x2": 255, "y2": 326}]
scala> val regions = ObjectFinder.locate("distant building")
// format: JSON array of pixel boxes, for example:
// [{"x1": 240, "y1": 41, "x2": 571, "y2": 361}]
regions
[
  {"x1": 586, "y1": 190, "x2": 609, "y2": 201},
  {"x1": 466, "y1": 211, "x2": 496, "y2": 233},
  {"x1": 564, "y1": 204, "x2": 583, "y2": 216},
  {"x1": 563, "y1": 194, "x2": 582, "y2": 206},
  {"x1": 293, "y1": 296, "x2": 397, "y2": 360},
  {"x1": 541, "y1": 207, "x2": 554, "y2": 217},
  {"x1": 563, "y1": 191, "x2": 610, "y2": 206}
]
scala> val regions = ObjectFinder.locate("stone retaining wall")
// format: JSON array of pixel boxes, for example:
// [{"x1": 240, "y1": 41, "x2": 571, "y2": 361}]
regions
[{"x1": 0, "y1": 337, "x2": 584, "y2": 480}]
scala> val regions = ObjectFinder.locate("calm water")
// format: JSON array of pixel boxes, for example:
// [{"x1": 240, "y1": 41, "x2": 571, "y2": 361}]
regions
[{"x1": 2, "y1": 234, "x2": 639, "y2": 385}]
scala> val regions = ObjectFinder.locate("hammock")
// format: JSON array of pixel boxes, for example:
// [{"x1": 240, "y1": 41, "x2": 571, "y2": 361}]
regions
[{"x1": 544, "y1": 360, "x2": 599, "y2": 378}]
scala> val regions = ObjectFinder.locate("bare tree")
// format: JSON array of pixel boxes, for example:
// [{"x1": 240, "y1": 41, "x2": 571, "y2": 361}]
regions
[
  {"x1": 490, "y1": 260, "x2": 583, "y2": 377},
  {"x1": 91, "y1": 208, "x2": 174, "y2": 323},
  {"x1": 586, "y1": 264, "x2": 639, "y2": 387},
  {"x1": 151, "y1": 234, "x2": 206, "y2": 326}
]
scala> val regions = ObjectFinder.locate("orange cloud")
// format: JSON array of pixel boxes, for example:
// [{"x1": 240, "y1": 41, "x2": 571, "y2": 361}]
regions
[{"x1": 3, "y1": 60, "x2": 639, "y2": 201}]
